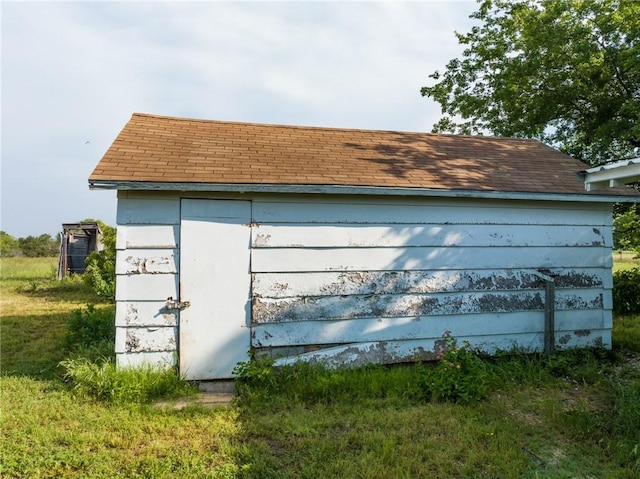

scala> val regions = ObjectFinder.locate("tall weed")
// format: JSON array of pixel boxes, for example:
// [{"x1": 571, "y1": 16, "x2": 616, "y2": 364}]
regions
[
  {"x1": 235, "y1": 356, "x2": 424, "y2": 407},
  {"x1": 420, "y1": 331, "x2": 495, "y2": 404},
  {"x1": 60, "y1": 357, "x2": 195, "y2": 404},
  {"x1": 490, "y1": 346, "x2": 616, "y2": 387}
]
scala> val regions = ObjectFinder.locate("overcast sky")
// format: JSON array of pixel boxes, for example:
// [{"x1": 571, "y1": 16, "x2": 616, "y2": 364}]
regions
[{"x1": 1, "y1": 0, "x2": 478, "y2": 238}]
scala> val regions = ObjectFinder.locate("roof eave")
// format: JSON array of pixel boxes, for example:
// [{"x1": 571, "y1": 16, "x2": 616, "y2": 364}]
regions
[
  {"x1": 88, "y1": 180, "x2": 640, "y2": 203},
  {"x1": 578, "y1": 158, "x2": 640, "y2": 191}
]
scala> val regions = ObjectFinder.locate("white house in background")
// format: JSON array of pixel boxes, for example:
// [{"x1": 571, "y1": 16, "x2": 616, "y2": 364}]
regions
[
  {"x1": 581, "y1": 158, "x2": 640, "y2": 191},
  {"x1": 89, "y1": 113, "x2": 640, "y2": 381}
]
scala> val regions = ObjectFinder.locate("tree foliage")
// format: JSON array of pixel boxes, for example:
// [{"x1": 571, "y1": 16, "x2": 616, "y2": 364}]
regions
[
  {"x1": 0, "y1": 231, "x2": 19, "y2": 256},
  {"x1": 17, "y1": 234, "x2": 59, "y2": 257},
  {"x1": 613, "y1": 204, "x2": 640, "y2": 254},
  {"x1": 422, "y1": 0, "x2": 640, "y2": 165}
]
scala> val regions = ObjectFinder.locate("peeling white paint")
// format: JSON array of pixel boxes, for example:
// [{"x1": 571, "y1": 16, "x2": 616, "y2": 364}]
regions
[
  {"x1": 116, "y1": 249, "x2": 178, "y2": 274},
  {"x1": 113, "y1": 194, "x2": 615, "y2": 373},
  {"x1": 253, "y1": 289, "x2": 604, "y2": 323},
  {"x1": 252, "y1": 310, "x2": 608, "y2": 348},
  {"x1": 115, "y1": 302, "x2": 177, "y2": 327},
  {"x1": 116, "y1": 326, "x2": 177, "y2": 353},
  {"x1": 253, "y1": 269, "x2": 606, "y2": 298},
  {"x1": 272, "y1": 331, "x2": 610, "y2": 368}
]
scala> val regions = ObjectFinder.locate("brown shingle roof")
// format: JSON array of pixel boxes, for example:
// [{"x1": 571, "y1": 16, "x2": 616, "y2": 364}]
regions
[{"x1": 89, "y1": 113, "x2": 638, "y2": 197}]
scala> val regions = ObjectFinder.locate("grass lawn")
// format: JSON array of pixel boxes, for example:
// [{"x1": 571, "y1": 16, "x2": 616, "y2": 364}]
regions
[
  {"x1": 0, "y1": 257, "x2": 108, "y2": 378},
  {"x1": 1, "y1": 256, "x2": 639, "y2": 478},
  {"x1": 613, "y1": 250, "x2": 640, "y2": 272}
]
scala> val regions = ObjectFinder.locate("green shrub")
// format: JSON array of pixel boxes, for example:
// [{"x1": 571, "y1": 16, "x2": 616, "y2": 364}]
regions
[
  {"x1": 84, "y1": 222, "x2": 116, "y2": 300},
  {"x1": 420, "y1": 331, "x2": 494, "y2": 404},
  {"x1": 613, "y1": 267, "x2": 640, "y2": 314},
  {"x1": 60, "y1": 357, "x2": 195, "y2": 403},
  {"x1": 233, "y1": 353, "x2": 276, "y2": 387},
  {"x1": 64, "y1": 304, "x2": 115, "y2": 361}
]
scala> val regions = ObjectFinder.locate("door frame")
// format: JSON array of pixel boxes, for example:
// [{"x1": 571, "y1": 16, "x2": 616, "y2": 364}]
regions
[{"x1": 179, "y1": 198, "x2": 252, "y2": 380}]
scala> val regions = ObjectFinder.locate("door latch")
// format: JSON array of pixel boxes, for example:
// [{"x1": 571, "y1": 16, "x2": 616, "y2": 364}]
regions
[{"x1": 165, "y1": 297, "x2": 191, "y2": 311}]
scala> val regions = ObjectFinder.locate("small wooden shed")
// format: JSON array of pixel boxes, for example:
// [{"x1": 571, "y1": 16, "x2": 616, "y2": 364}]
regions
[
  {"x1": 58, "y1": 222, "x2": 102, "y2": 279},
  {"x1": 89, "y1": 113, "x2": 639, "y2": 380}
]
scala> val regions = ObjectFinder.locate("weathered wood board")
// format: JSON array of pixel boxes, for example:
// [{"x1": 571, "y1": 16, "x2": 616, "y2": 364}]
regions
[
  {"x1": 251, "y1": 246, "x2": 612, "y2": 272},
  {"x1": 252, "y1": 224, "x2": 610, "y2": 248},
  {"x1": 252, "y1": 200, "x2": 610, "y2": 225},
  {"x1": 115, "y1": 326, "x2": 177, "y2": 353},
  {"x1": 116, "y1": 196, "x2": 180, "y2": 225},
  {"x1": 252, "y1": 310, "x2": 608, "y2": 348},
  {"x1": 252, "y1": 289, "x2": 606, "y2": 323},
  {"x1": 115, "y1": 301, "x2": 178, "y2": 327},
  {"x1": 116, "y1": 225, "x2": 179, "y2": 249},
  {"x1": 115, "y1": 249, "x2": 178, "y2": 275},
  {"x1": 271, "y1": 331, "x2": 610, "y2": 369},
  {"x1": 253, "y1": 269, "x2": 609, "y2": 298}
]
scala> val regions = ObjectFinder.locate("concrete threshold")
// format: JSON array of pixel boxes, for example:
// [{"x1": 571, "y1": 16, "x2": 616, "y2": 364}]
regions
[{"x1": 153, "y1": 380, "x2": 236, "y2": 410}]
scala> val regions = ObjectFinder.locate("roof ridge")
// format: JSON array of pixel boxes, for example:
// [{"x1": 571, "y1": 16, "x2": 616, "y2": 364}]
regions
[{"x1": 130, "y1": 112, "x2": 537, "y2": 143}]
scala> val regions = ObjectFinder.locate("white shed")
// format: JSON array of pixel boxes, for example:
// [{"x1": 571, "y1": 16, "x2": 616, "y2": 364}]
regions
[{"x1": 89, "y1": 113, "x2": 640, "y2": 380}]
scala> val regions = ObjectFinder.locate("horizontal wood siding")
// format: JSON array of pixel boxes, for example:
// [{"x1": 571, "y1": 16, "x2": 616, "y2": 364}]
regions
[
  {"x1": 114, "y1": 196, "x2": 180, "y2": 363},
  {"x1": 112, "y1": 193, "x2": 614, "y2": 370},
  {"x1": 251, "y1": 198, "x2": 613, "y2": 364},
  {"x1": 252, "y1": 310, "x2": 609, "y2": 348}
]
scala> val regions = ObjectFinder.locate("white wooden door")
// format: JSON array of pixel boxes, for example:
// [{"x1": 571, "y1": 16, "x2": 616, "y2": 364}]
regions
[{"x1": 179, "y1": 199, "x2": 252, "y2": 380}]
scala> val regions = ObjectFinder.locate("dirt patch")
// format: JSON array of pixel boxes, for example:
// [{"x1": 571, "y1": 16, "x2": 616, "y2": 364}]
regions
[{"x1": 154, "y1": 392, "x2": 235, "y2": 410}]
